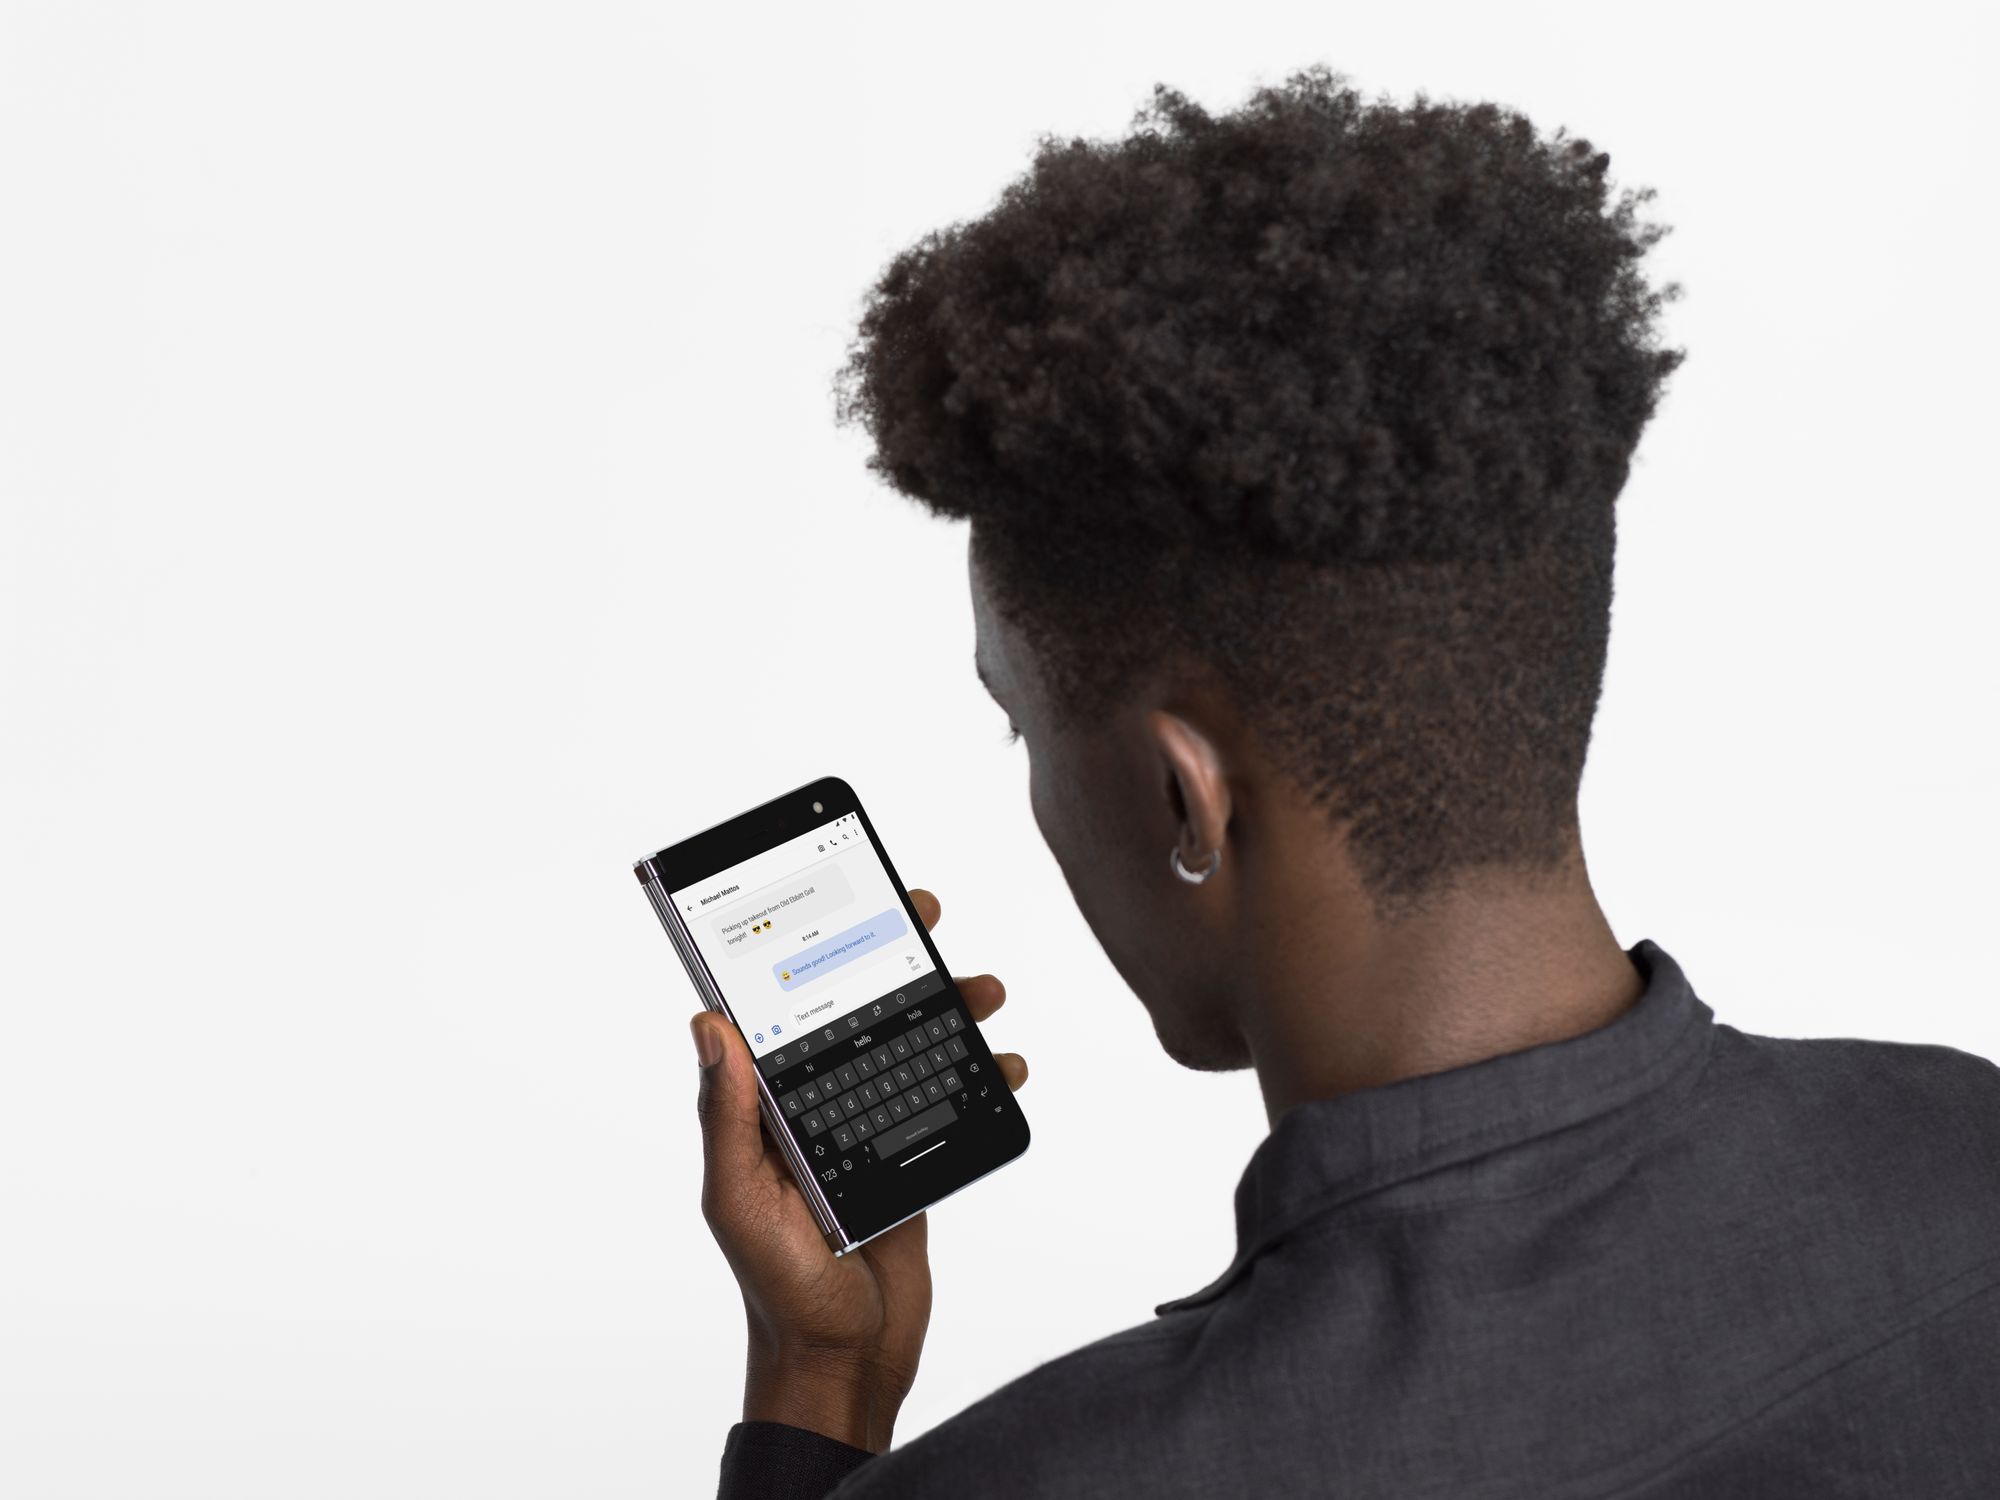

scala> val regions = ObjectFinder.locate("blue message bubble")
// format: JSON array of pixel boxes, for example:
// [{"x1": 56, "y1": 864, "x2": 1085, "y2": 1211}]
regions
[{"x1": 773, "y1": 908, "x2": 909, "y2": 991}]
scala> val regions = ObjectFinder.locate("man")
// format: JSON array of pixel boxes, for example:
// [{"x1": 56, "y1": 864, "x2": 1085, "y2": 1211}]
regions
[{"x1": 686, "y1": 65, "x2": 2000, "y2": 1496}]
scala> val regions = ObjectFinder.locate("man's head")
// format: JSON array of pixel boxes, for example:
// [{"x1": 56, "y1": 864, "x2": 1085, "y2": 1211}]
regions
[{"x1": 833, "y1": 66, "x2": 1684, "y2": 1067}]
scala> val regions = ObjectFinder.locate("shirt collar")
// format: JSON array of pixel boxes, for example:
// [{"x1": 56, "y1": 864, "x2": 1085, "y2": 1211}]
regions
[{"x1": 1155, "y1": 938, "x2": 1716, "y2": 1315}]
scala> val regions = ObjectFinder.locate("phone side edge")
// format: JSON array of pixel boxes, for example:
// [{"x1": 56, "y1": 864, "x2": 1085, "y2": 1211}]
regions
[{"x1": 635, "y1": 860, "x2": 855, "y2": 1256}]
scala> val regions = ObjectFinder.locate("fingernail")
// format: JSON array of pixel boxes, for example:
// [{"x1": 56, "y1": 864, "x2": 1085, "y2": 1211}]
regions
[{"x1": 690, "y1": 1017, "x2": 722, "y2": 1069}]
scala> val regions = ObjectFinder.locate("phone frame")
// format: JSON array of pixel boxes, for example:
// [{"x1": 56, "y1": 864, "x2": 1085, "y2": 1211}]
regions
[{"x1": 634, "y1": 775, "x2": 1030, "y2": 1255}]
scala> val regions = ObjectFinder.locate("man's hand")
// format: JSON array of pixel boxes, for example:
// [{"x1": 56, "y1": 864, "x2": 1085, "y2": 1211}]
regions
[{"x1": 688, "y1": 886, "x2": 1029, "y2": 1453}]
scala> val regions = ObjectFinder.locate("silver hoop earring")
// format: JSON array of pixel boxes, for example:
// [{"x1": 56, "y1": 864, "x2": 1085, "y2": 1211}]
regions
[{"x1": 1170, "y1": 845, "x2": 1222, "y2": 885}]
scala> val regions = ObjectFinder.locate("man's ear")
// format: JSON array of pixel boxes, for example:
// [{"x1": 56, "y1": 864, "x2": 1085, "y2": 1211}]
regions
[{"x1": 1147, "y1": 709, "x2": 1232, "y2": 864}]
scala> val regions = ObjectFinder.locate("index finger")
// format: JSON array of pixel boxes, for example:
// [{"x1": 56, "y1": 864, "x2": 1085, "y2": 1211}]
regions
[
  {"x1": 908, "y1": 887, "x2": 941, "y2": 933},
  {"x1": 955, "y1": 972, "x2": 1006, "y2": 1023}
]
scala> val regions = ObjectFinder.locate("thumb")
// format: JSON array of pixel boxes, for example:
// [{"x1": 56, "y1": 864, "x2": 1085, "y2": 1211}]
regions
[{"x1": 691, "y1": 1013, "x2": 766, "y2": 1188}]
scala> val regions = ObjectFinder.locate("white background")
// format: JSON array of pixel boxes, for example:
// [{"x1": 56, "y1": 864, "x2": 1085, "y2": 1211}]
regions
[{"x1": 3, "y1": 4, "x2": 1995, "y2": 1496}]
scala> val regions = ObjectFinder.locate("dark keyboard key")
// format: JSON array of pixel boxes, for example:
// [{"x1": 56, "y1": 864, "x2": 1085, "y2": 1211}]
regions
[
  {"x1": 922, "y1": 1078, "x2": 945, "y2": 1104},
  {"x1": 905, "y1": 1028, "x2": 930, "y2": 1056},
  {"x1": 945, "y1": 1036, "x2": 967, "y2": 1062},
  {"x1": 850, "y1": 1112, "x2": 875, "y2": 1141},
  {"x1": 799, "y1": 1080, "x2": 824, "y2": 1108},
  {"x1": 872, "y1": 1045, "x2": 894, "y2": 1072},
  {"x1": 911, "y1": 1052, "x2": 933, "y2": 1081},
  {"x1": 779, "y1": 1090, "x2": 804, "y2": 1118},
  {"x1": 892, "y1": 1063, "x2": 917, "y2": 1091},
  {"x1": 820, "y1": 1103, "x2": 846, "y2": 1133},
  {"x1": 853, "y1": 1054, "x2": 876, "y2": 1080},
  {"x1": 800, "y1": 1109, "x2": 827, "y2": 1138},
  {"x1": 940, "y1": 1069, "x2": 962, "y2": 1094},
  {"x1": 928, "y1": 1045, "x2": 950, "y2": 1072},
  {"x1": 886, "y1": 1093, "x2": 910, "y2": 1121},
  {"x1": 833, "y1": 1124, "x2": 857, "y2": 1152},
  {"x1": 924, "y1": 1019, "x2": 947, "y2": 1044},
  {"x1": 872, "y1": 1099, "x2": 957, "y2": 1159},
  {"x1": 870, "y1": 1107, "x2": 893, "y2": 1132},
  {"x1": 889, "y1": 1035, "x2": 913, "y2": 1060},
  {"x1": 839, "y1": 1091, "x2": 864, "y2": 1118},
  {"x1": 836, "y1": 1064, "x2": 859, "y2": 1090},
  {"x1": 858, "y1": 1081, "x2": 880, "y2": 1107},
  {"x1": 942, "y1": 1011, "x2": 964, "y2": 1035},
  {"x1": 904, "y1": 1088, "x2": 927, "y2": 1114}
]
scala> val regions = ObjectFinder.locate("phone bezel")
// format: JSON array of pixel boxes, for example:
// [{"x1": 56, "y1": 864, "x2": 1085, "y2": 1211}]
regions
[{"x1": 635, "y1": 775, "x2": 1031, "y2": 1252}]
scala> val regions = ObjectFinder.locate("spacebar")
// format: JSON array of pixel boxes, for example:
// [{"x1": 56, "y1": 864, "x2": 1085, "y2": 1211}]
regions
[{"x1": 873, "y1": 1101, "x2": 958, "y2": 1159}]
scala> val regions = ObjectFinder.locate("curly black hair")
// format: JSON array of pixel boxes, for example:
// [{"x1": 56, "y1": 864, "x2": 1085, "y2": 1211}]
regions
[{"x1": 832, "y1": 64, "x2": 1685, "y2": 916}]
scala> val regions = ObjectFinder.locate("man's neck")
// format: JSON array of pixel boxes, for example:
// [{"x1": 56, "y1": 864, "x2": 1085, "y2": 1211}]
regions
[{"x1": 1238, "y1": 857, "x2": 1644, "y2": 1128}]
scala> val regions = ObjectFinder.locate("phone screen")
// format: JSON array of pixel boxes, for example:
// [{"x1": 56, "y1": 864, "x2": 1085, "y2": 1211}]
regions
[
  {"x1": 646, "y1": 780, "x2": 1029, "y2": 1248},
  {"x1": 668, "y1": 812, "x2": 942, "y2": 1066}
]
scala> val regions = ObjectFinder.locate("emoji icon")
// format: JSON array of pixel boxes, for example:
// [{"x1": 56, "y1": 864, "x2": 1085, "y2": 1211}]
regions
[{"x1": 780, "y1": 969, "x2": 792, "y2": 981}]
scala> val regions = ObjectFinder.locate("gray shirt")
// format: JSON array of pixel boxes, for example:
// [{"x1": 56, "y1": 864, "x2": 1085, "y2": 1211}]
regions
[{"x1": 720, "y1": 938, "x2": 2000, "y2": 1497}]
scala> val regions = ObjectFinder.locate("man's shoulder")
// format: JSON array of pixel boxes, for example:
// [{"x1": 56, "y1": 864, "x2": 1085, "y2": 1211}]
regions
[
  {"x1": 831, "y1": 1316, "x2": 1195, "y2": 1499},
  {"x1": 1701, "y1": 1023, "x2": 2000, "y2": 1242},
  {"x1": 1712, "y1": 1022, "x2": 2000, "y2": 1144}
]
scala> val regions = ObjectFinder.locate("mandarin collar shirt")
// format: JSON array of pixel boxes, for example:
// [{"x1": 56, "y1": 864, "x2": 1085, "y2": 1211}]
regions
[{"x1": 718, "y1": 939, "x2": 2000, "y2": 1498}]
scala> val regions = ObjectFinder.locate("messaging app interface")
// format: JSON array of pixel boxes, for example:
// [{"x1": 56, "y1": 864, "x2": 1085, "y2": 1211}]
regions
[
  {"x1": 670, "y1": 813, "x2": 1001, "y2": 1197},
  {"x1": 669, "y1": 814, "x2": 941, "y2": 1062}
]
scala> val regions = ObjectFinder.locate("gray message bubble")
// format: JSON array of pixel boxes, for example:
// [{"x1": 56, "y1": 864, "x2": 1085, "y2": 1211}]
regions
[{"x1": 708, "y1": 861, "x2": 857, "y2": 960}]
